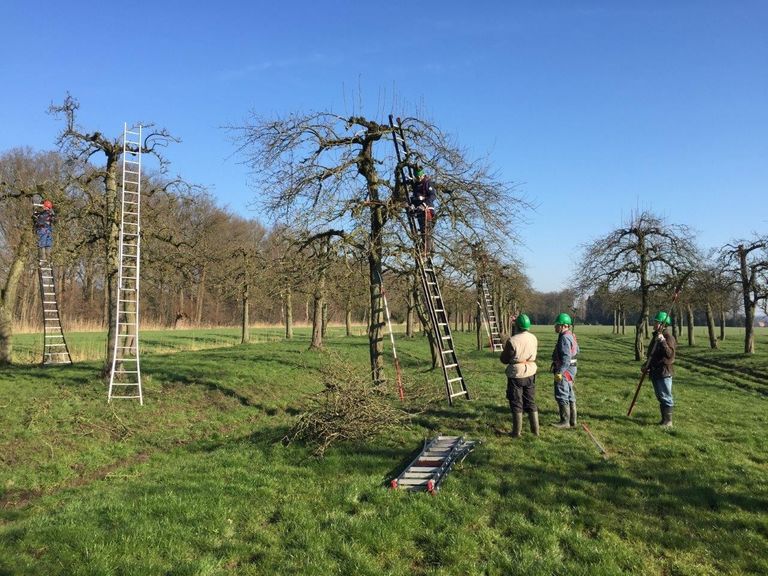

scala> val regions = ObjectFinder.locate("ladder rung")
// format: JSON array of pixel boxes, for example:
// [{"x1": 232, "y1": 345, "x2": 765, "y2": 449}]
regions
[
  {"x1": 444, "y1": 363, "x2": 458, "y2": 369},
  {"x1": 447, "y1": 377, "x2": 464, "y2": 384}
]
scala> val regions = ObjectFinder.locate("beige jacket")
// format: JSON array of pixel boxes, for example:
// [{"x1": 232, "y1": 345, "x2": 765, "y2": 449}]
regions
[{"x1": 500, "y1": 330, "x2": 538, "y2": 378}]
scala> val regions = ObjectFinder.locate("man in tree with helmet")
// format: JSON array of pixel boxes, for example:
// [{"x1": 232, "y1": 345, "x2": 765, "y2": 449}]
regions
[
  {"x1": 647, "y1": 311, "x2": 676, "y2": 427},
  {"x1": 33, "y1": 199, "x2": 55, "y2": 261},
  {"x1": 500, "y1": 313, "x2": 539, "y2": 437},
  {"x1": 551, "y1": 312, "x2": 579, "y2": 428}
]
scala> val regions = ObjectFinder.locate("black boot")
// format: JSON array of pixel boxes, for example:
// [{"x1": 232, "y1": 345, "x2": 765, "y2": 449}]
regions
[
  {"x1": 529, "y1": 411, "x2": 540, "y2": 436},
  {"x1": 511, "y1": 412, "x2": 523, "y2": 437},
  {"x1": 569, "y1": 402, "x2": 577, "y2": 427},
  {"x1": 552, "y1": 404, "x2": 570, "y2": 428},
  {"x1": 660, "y1": 405, "x2": 673, "y2": 427}
]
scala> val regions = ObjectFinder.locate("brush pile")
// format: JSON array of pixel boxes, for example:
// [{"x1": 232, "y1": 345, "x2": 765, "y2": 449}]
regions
[{"x1": 284, "y1": 354, "x2": 411, "y2": 457}]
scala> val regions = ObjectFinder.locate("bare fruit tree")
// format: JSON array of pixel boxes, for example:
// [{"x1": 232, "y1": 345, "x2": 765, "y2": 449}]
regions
[
  {"x1": 574, "y1": 211, "x2": 699, "y2": 360},
  {"x1": 0, "y1": 149, "x2": 68, "y2": 364},
  {"x1": 49, "y1": 94, "x2": 179, "y2": 375},
  {"x1": 231, "y1": 111, "x2": 525, "y2": 384},
  {"x1": 718, "y1": 237, "x2": 768, "y2": 354}
]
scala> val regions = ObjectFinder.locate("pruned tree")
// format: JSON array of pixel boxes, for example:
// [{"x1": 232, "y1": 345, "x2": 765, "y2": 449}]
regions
[
  {"x1": 49, "y1": 94, "x2": 179, "y2": 375},
  {"x1": 232, "y1": 110, "x2": 525, "y2": 384},
  {"x1": 0, "y1": 149, "x2": 68, "y2": 364},
  {"x1": 718, "y1": 236, "x2": 768, "y2": 354},
  {"x1": 574, "y1": 211, "x2": 699, "y2": 360}
]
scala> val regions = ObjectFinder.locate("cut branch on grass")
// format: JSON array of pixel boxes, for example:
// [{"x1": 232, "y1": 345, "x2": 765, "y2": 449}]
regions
[{"x1": 283, "y1": 352, "x2": 412, "y2": 457}]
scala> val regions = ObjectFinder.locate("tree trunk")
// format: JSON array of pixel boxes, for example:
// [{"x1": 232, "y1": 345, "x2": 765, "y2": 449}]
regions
[
  {"x1": 367, "y1": 200, "x2": 386, "y2": 382},
  {"x1": 621, "y1": 307, "x2": 626, "y2": 335},
  {"x1": 0, "y1": 240, "x2": 31, "y2": 365},
  {"x1": 321, "y1": 302, "x2": 328, "y2": 338},
  {"x1": 103, "y1": 157, "x2": 122, "y2": 377},
  {"x1": 345, "y1": 302, "x2": 352, "y2": 337},
  {"x1": 705, "y1": 301, "x2": 718, "y2": 349},
  {"x1": 310, "y1": 273, "x2": 325, "y2": 350},
  {"x1": 195, "y1": 265, "x2": 206, "y2": 324},
  {"x1": 719, "y1": 307, "x2": 725, "y2": 341},
  {"x1": 406, "y1": 277, "x2": 415, "y2": 337},
  {"x1": 671, "y1": 307, "x2": 679, "y2": 339},
  {"x1": 452, "y1": 302, "x2": 458, "y2": 331},
  {"x1": 241, "y1": 282, "x2": 250, "y2": 344},
  {"x1": 476, "y1": 303, "x2": 482, "y2": 351},
  {"x1": 738, "y1": 245, "x2": 755, "y2": 354},
  {"x1": 686, "y1": 304, "x2": 695, "y2": 346},
  {"x1": 283, "y1": 289, "x2": 293, "y2": 339}
]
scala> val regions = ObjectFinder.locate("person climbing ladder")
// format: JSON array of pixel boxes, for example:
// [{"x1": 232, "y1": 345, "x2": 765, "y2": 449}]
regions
[{"x1": 33, "y1": 199, "x2": 55, "y2": 261}]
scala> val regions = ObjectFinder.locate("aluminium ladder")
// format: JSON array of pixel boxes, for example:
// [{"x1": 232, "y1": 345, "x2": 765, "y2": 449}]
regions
[
  {"x1": 390, "y1": 435, "x2": 478, "y2": 493},
  {"x1": 479, "y1": 276, "x2": 504, "y2": 352},
  {"x1": 108, "y1": 124, "x2": 143, "y2": 404},
  {"x1": 389, "y1": 115, "x2": 469, "y2": 405},
  {"x1": 32, "y1": 207, "x2": 72, "y2": 365}
]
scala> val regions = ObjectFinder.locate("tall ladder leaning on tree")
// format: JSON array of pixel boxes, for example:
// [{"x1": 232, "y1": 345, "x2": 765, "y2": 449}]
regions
[
  {"x1": 108, "y1": 124, "x2": 143, "y2": 404},
  {"x1": 388, "y1": 115, "x2": 469, "y2": 406},
  {"x1": 479, "y1": 275, "x2": 504, "y2": 352},
  {"x1": 33, "y1": 201, "x2": 72, "y2": 365}
]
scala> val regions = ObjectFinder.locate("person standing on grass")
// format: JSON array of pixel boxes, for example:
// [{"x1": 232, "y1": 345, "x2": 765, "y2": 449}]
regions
[
  {"x1": 500, "y1": 313, "x2": 539, "y2": 437},
  {"x1": 551, "y1": 312, "x2": 579, "y2": 428},
  {"x1": 647, "y1": 311, "x2": 676, "y2": 427}
]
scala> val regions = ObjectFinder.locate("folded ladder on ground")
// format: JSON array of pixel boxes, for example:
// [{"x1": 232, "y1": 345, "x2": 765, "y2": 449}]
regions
[{"x1": 390, "y1": 435, "x2": 478, "y2": 494}]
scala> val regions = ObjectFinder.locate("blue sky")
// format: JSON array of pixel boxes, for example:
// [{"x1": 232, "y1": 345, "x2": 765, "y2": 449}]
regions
[{"x1": 3, "y1": 1, "x2": 766, "y2": 292}]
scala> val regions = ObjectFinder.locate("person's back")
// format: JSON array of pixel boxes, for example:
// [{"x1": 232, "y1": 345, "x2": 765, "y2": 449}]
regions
[
  {"x1": 501, "y1": 330, "x2": 538, "y2": 378},
  {"x1": 499, "y1": 313, "x2": 540, "y2": 437}
]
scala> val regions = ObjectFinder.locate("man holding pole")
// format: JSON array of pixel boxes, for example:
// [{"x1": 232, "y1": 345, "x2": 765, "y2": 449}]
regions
[{"x1": 647, "y1": 311, "x2": 677, "y2": 427}]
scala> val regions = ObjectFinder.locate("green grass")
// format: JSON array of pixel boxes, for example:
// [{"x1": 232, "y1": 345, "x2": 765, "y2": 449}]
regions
[{"x1": 1, "y1": 325, "x2": 767, "y2": 575}]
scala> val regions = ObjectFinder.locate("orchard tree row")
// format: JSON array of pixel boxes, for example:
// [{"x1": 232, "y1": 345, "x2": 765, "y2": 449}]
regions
[{"x1": 1, "y1": 95, "x2": 767, "y2": 374}]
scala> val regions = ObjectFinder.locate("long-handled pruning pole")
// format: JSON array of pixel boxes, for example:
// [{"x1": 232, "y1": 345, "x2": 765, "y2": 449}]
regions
[
  {"x1": 626, "y1": 272, "x2": 691, "y2": 416},
  {"x1": 376, "y1": 270, "x2": 405, "y2": 401},
  {"x1": 581, "y1": 423, "x2": 608, "y2": 459}
]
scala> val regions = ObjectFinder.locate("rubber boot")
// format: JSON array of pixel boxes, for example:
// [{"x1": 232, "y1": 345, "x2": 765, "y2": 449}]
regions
[
  {"x1": 660, "y1": 405, "x2": 673, "y2": 427},
  {"x1": 569, "y1": 402, "x2": 577, "y2": 427},
  {"x1": 528, "y1": 411, "x2": 540, "y2": 436},
  {"x1": 511, "y1": 412, "x2": 523, "y2": 437},
  {"x1": 552, "y1": 403, "x2": 571, "y2": 428}
]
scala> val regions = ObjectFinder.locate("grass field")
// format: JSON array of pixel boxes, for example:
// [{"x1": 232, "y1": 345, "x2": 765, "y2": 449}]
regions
[{"x1": 1, "y1": 325, "x2": 767, "y2": 575}]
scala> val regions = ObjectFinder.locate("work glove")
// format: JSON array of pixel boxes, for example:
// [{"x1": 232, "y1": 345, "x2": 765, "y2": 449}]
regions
[
  {"x1": 554, "y1": 373, "x2": 563, "y2": 383},
  {"x1": 657, "y1": 334, "x2": 665, "y2": 342}
]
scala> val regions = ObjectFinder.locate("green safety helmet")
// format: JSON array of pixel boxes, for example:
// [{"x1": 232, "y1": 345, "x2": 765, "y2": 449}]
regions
[
  {"x1": 415, "y1": 168, "x2": 425, "y2": 178},
  {"x1": 516, "y1": 314, "x2": 531, "y2": 330},
  {"x1": 554, "y1": 312, "x2": 572, "y2": 326},
  {"x1": 654, "y1": 311, "x2": 670, "y2": 325}
]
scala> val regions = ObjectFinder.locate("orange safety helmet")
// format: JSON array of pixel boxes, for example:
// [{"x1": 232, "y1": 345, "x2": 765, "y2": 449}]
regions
[{"x1": 42, "y1": 199, "x2": 53, "y2": 209}]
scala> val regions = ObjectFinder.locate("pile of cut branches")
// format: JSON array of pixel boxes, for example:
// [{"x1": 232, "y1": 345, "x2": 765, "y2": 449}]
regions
[{"x1": 283, "y1": 354, "x2": 410, "y2": 457}]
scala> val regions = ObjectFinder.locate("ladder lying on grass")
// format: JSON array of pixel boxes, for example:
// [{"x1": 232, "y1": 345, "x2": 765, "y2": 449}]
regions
[
  {"x1": 390, "y1": 435, "x2": 478, "y2": 494},
  {"x1": 389, "y1": 115, "x2": 469, "y2": 405},
  {"x1": 479, "y1": 275, "x2": 504, "y2": 352}
]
